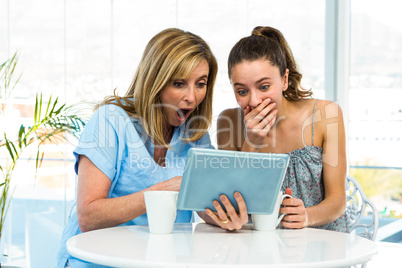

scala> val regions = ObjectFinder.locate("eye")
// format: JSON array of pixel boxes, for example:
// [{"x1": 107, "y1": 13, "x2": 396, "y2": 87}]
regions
[
  {"x1": 237, "y1": 90, "x2": 247, "y2": 96},
  {"x1": 173, "y1": 81, "x2": 184, "y2": 88},
  {"x1": 196, "y1": 82, "x2": 207, "y2": 88},
  {"x1": 261, "y1": 85, "x2": 269, "y2": 90}
]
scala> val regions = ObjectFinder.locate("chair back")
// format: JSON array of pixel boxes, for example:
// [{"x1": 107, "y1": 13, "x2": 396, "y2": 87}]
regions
[{"x1": 346, "y1": 175, "x2": 379, "y2": 241}]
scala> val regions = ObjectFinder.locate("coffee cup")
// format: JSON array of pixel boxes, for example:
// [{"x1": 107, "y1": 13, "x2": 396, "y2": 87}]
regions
[
  {"x1": 144, "y1": 191, "x2": 179, "y2": 234},
  {"x1": 252, "y1": 191, "x2": 292, "y2": 231}
]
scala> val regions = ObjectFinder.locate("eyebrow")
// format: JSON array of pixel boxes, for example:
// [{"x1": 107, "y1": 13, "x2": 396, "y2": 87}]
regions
[
  {"x1": 233, "y1": 77, "x2": 272, "y2": 87},
  {"x1": 173, "y1": 75, "x2": 208, "y2": 81},
  {"x1": 256, "y1": 77, "x2": 272, "y2": 83}
]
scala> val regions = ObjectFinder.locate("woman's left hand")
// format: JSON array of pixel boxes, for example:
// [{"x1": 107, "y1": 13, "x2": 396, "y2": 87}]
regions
[
  {"x1": 280, "y1": 188, "x2": 309, "y2": 229},
  {"x1": 205, "y1": 192, "x2": 249, "y2": 231}
]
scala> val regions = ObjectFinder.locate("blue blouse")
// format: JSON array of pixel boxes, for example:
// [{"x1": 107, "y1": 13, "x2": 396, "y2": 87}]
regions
[{"x1": 57, "y1": 104, "x2": 213, "y2": 268}]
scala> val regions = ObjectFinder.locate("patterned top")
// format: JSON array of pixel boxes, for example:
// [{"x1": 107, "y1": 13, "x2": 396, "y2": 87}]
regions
[
  {"x1": 283, "y1": 145, "x2": 349, "y2": 232},
  {"x1": 241, "y1": 99, "x2": 350, "y2": 233}
]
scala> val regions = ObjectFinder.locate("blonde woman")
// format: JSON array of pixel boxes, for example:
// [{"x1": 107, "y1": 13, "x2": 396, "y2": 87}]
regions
[
  {"x1": 204, "y1": 26, "x2": 349, "y2": 233},
  {"x1": 58, "y1": 28, "x2": 217, "y2": 268}
]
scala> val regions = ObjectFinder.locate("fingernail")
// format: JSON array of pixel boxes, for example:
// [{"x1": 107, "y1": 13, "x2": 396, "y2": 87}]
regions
[
  {"x1": 213, "y1": 201, "x2": 219, "y2": 206},
  {"x1": 220, "y1": 195, "x2": 226, "y2": 201},
  {"x1": 235, "y1": 192, "x2": 241, "y2": 198}
]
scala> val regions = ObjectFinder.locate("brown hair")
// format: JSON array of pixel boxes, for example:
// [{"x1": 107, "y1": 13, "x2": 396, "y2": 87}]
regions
[
  {"x1": 98, "y1": 28, "x2": 218, "y2": 147},
  {"x1": 228, "y1": 26, "x2": 312, "y2": 101}
]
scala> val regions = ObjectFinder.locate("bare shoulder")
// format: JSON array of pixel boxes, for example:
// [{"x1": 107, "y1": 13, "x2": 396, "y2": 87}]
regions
[
  {"x1": 314, "y1": 99, "x2": 344, "y2": 121},
  {"x1": 291, "y1": 98, "x2": 321, "y2": 118},
  {"x1": 313, "y1": 99, "x2": 346, "y2": 148},
  {"x1": 296, "y1": 99, "x2": 345, "y2": 147}
]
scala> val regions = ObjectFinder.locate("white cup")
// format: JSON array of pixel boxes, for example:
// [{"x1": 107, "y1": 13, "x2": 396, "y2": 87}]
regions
[
  {"x1": 144, "y1": 191, "x2": 179, "y2": 234},
  {"x1": 252, "y1": 192, "x2": 292, "y2": 231}
]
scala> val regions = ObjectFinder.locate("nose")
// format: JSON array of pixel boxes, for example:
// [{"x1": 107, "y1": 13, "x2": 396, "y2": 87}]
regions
[
  {"x1": 184, "y1": 85, "x2": 196, "y2": 104},
  {"x1": 249, "y1": 91, "x2": 263, "y2": 109}
]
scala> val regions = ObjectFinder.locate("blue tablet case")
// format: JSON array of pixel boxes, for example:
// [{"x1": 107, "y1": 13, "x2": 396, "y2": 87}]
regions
[{"x1": 177, "y1": 148, "x2": 290, "y2": 215}]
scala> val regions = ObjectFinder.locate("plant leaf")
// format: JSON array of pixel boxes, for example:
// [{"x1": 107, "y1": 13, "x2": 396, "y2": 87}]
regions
[
  {"x1": 34, "y1": 94, "x2": 39, "y2": 124},
  {"x1": 17, "y1": 124, "x2": 25, "y2": 149},
  {"x1": 39, "y1": 93, "x2": 43, "y2": 123},
  {"x1": 44, "y1": 94, "x2": 52, "y2": 118},
  {"x1": 4, "y1": 136, "x2": 16, "y2": 162}
]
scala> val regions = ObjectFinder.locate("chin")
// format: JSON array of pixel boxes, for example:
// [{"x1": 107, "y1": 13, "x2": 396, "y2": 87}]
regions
[{"x1": 169, "y1": 119, "x2": 185, "y2": 127}]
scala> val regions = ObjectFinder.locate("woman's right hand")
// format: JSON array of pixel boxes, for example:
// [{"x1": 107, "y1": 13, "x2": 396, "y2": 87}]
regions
[
  {"x1": 162, "y1": 176, "x2": 182, "y2": 192},
  {"x1": 204, "y1": 192, "x2": 249, "y2": 231},
  {"x1": 243, "y1": 98, "x2": 277, "y2": 148}
]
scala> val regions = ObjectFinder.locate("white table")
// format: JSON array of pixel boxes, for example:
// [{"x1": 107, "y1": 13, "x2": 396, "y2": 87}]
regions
[
  {"x1": 67, "y1": 223, "x2": 379, "y2": 268},
  {"x1": 365, "y1": 241, "x2": 402, "y2": 267}
]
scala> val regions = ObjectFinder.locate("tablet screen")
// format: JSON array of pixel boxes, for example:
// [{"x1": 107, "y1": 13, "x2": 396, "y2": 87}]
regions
[{"x1": 177, "y1": 148, "x2": 290, "y2": 215}]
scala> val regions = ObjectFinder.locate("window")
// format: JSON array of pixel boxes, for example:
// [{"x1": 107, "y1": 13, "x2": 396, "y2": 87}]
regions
[
  {"x1": 3, "y1": 0, "x2": 400, "y2": 266},
  {"x1": 349, "y1": 0, "x2": 402, "y2": 227}
]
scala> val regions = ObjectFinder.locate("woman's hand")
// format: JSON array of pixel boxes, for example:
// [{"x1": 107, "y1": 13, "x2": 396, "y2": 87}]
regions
[
  {"x1": 280, "y1": 188, "x2": 309, "y2": 229},
  {"x1": 243, "y1": 98, "x2": 277, "y2": 148},
  {"x1": 162, "y1": 176, "x2": 182, "y2": 192},
  {"x1": 204, "y1": 192, "x2": 249, "y2": 231}
]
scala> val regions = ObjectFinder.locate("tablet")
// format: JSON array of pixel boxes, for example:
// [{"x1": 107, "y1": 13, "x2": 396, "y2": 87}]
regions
[{"x1": 177, "y1": 148, "x2": 290, "y2": 215}]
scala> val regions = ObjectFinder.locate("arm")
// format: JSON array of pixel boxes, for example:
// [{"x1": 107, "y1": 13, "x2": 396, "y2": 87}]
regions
[
  {"x1": 306, "y1": 101, "x2": 347, "y2": 226},
  {"x1": 281, "y1": 101, "x2": 347, "y2": 228},
  {"x1": 76, "y1": 155, "x2": 181, "y2": 232},
  {"x1": 197, "y1": 109, "x2": 251, "y2": 229}
]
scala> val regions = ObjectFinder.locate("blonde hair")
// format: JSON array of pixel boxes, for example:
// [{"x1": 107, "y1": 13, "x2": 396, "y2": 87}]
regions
[
  {"x1": 228, "y1": 26, "x2": 312, "y2": 101},
  {"x1": 99, "y1": 28, "x2": 218, "y2": 147}
]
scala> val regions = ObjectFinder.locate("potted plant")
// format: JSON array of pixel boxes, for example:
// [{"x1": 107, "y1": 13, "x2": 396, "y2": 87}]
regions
[{"x1": 0, "y1": 53, "x2": 86, "y2": 265}]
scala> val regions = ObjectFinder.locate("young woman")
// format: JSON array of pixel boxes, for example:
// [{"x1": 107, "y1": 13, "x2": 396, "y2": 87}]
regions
[
  {"x1": 203, "y1": 26, "x2": 349, "y2": 233},
  {"x1": 57, "y1": 28, "x2": 218, "y2": 267}
]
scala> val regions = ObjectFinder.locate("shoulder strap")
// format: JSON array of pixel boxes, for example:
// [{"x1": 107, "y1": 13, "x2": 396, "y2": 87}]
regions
[{"x1": 312, "y1": 99, "x2": 318, "y2": 145}]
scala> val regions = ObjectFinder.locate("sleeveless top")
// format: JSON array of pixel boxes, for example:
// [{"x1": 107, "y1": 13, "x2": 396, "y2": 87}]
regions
[{"x1": 240, "y1": 99, "x2": 349, "y2": 233}]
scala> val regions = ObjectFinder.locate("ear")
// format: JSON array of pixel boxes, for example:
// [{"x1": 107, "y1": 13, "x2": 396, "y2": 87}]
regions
[{"x1": 282, "y1": 69, "x2": 289, "y2": 92}]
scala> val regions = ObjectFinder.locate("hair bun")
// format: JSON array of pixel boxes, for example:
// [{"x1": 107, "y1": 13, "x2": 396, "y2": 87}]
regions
[
  {"x1": 252, "y1": 26, "x2": 283, "y2": 42},
  {"x1": 251, "y1": 28, "x2": 265, "y2": 38}
]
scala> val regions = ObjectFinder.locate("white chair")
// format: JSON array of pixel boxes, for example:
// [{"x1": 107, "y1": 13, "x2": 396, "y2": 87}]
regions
[{"x1": 346, "y1": 175, "x2": 379, "y2": 241}]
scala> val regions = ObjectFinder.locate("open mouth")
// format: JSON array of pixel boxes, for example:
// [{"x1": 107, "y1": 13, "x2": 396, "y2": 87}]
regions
[{"x1": 176, "y1": 109, "x2": 192, "y2": 121}]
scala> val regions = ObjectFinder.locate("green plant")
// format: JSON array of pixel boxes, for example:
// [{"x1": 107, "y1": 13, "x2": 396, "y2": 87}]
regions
[{"x1": 0, "y1": 53, "x2": 86, "y2": 251}]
